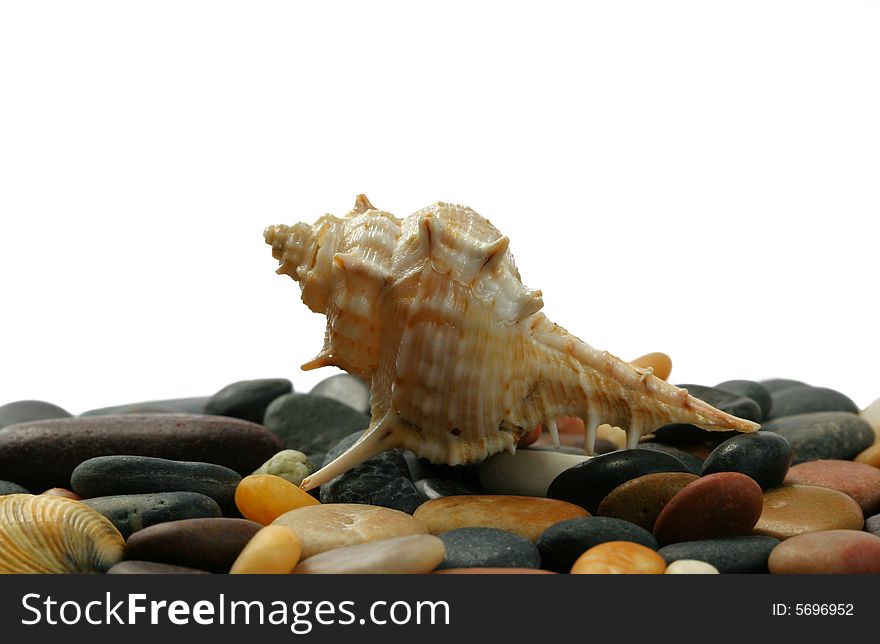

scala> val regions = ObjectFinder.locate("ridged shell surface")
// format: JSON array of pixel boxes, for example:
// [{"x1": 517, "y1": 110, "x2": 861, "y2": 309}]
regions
[
  {"x1": 265, "y1": 196, "x2": 759, "y2": 490},
  {"x1": 0, "y1": 494, "x2": 125, "y2": 573}
]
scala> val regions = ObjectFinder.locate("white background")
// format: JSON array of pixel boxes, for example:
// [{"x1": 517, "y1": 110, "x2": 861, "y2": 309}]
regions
[{"x1": 1, "y1": 1, "x2": 878, "y2": 414}]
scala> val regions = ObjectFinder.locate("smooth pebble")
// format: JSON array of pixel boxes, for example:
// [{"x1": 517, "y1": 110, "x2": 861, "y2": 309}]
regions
[
  {"x1": 295, "y1": 534, "x2": 444, "y2": 574},
  {"x1": 205, "y1": 378, "x2": 293, "y2": 424},
  {"x1": 768, "y1": 529, "x2": 880, "y2": 574},
  {"x1": 235, "y1": 474, "x2": 320, "y2": 525},
  {"x1": 252, "y1": 449, "x2": 315, "y2": 487},
  {"x1": 596, "y1": 472, "x2": 698, "y2": 531},
  {"x1": 536, "y1": 516, "x2": 658, "y2": 573},
  {"x1": 665, "y1": 559, "x2": 719, "y2": 574},
  {"x1": 753, "y1": 484, "x2": 864, "y2": 540},
  {"x1": 229, "y1": 525, "x2": 302, "y2": 574},
  {"x1": 761, "y1": 412, "x2": 874, "y2": 464},
  {"x1": 659, "y1": 536, "x2": 780, "y2": 574},
  {"x1": 437, "y1": 528, "x2": 541, "y2": 570},
  {"x1": 700, "y1": 432, "x2": 792, "y2": 490},
  {"x1": 570, "y1": 541, "x2": 666, "y2": 574}
]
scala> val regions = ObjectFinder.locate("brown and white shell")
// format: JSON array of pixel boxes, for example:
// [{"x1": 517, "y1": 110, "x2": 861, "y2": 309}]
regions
[{"x1": 265, "y1": 196, "x2": 759, "y2": 490}]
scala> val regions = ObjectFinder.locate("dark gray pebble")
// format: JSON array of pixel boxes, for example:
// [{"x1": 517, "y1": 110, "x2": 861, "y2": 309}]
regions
[
  {"x1": 107, "y1": 561, "x2": 210, "y2": 574},
  {"x1": 715, "y1": 380, "x2": 773, "y2": 418},
  {"x1": 437, "y1": 527, "x2": 541, "y2": 570},
  {"x1": 81, "y1": 397, "x2": 209, "y2": 416},
  {"x1": 0, "y1": 400, "x2": 71, "y2": 429},
  {"x1": 700, "y1": 432, "x2": 792, "y2": 490},
  {"x1": 0, "y1": 414, "x2": 282, "y2": 490},
  {"x1": 309, "y1": 374, "x2": 371, "y2": 415},
  {"x1": 653, "y1": 384, "x2": 762, "y2": 443},
  {"x1": 761, "y1": 412, "x2": 874, "y2": 464},
  {"x1": 415, "y1": 478, "x2": 482, "y2": 500},
  {"x1": 83, "y1": 492, "x2": 221, "y2": 538},
  {"x1": 205, "y1": 378, "x2": 293, "y2": 424},
  {"x1": 659, "y1": 535, "x2": 780, "y2": 573},
  {"x1": 0, "y1": 480, "x2": 30, "y2": 495},
  {"x1": 71, "y1": 455, "x2": 241, "y2": 512},
  {"x1": 760, "y1": 378, "x2": 810, "y2": 394},
  {"x1": 536, "y1": 516, "x2": 658, "y2": 573},
  {"x1": 637, "y1": 442, "x2": 704, "y2": 475},
  {"x1": 546, "y1": 448, "x2": 690, "y2": 514},
  {"x1": 319, "y1": 432, "x2": 425, "y2": 514},
  {"x1": 768, "y1": 386, "x2": 859, "y2": 420},
  {"x1": 263, "y1": 393, "x2": 370, "y2": 455}
]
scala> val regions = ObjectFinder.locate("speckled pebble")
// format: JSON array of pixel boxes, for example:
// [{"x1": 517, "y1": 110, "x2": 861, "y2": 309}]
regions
[
  {"x1": 665, "y1": 559, "x2": 719, "y2": 574},
  {"x1": 84, "y1": 491, "x2": 222, "y2": 538},
  {"x1": 761, "y1": 412, "x2": 875, "y2": 464},
  {"x1": 536, "y1": 516, "x2": 658, "y2": 573},
  {"x1": 437, "y1": 528, "x2": 541, "y2": 570},
  {"x1": 659, "y1": 536, "x2": 780, "y2": 573},
  {"x1": 768, "y1": 530, "x2": 880, "y2": 574}
]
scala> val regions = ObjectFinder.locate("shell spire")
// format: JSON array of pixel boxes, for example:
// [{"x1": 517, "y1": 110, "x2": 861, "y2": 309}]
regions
[{"x1": 265, "y1": 197, "x2": 760, "y2": 491}]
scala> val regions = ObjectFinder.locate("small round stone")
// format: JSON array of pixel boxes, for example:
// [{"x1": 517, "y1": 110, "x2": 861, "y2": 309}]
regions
[
  {"x1": 437, "y1": 528, "x2": 541, "y2": 570},
  {"x1": 295, "y1": 534, "x2": 445, "y2": 574},
  {"x1": 547, "y1": 449, "x2": 690, "y2": 514},
  {"x1": 653, "y1": 472, "x2": 763, "y2": 545},
  {"x1": 784, "y1": 460, "x2": 880, "y2": 515},
  {"x1": 272, "y1": 503, "x2": 428, "y2": 559},
  {"x1": 596, "y1": 472, "x2": 698, "y2": 531},
  {"x1": 715, "y1": 380, "x2": 773, "y2": 419},
  {"x1": 761, "y1": 412, "x2": 875, "y2": 464},
  {"x1": 768, "y1": 386, "x2": 859, "y2": 420},
  {"x1": 0, "y1": 400, "x2": 71, "y2": 429},
  {"x1": 700, "y1": 432, "x2": 792, "y2": 490},
  {"x1": 413, "y1": 495, "x2": 588, "y2": 542},
  {"x1": 768, "y1": 530, "x2": 880, "y2": 574},
  {"x1": 753, "y1": 484, "x2": 864, "y2": 540},
  {"x1": 309, "y1": 374, "x2": 371, "y2": 414},
  {"x1": 536, "y1": 516, "x2": 658, "y2": 573},
  {"x1": 235, "y1": 474, "x2": 320, "y2": 525},
  {"x1": 665, "y1": 559, "x2": 719, "y2": 574},
  {"x1": 252, "y1": 449, "x2": 315, "y2": 487},
  {"x1": 107, "y1": 561, "x2": 210, "y2": 574},
  {"x1": 659, "y1": 536, "x2": 780, "y2": 573},
  {"x1": 570, "y1": 541, "x2": 666, "y2": 574},
  {"x1": 631, "y1": 352, "x2": 673, "y2": 381},
  {"x1": 263, "y1": 393, "x2": 370, "y2": 456},
  {"x1": 205, "y1": 378, "x2": 293, "y2": 424},
  {"x1": 479, "y1": 449, "x2": 590, "y2": 497},
  {"x1": 83, "y1": 491, "x2": 222, "y2": 538},
  {"x1": 229, "y1": 525, "x2": 302, "y2": 574}
]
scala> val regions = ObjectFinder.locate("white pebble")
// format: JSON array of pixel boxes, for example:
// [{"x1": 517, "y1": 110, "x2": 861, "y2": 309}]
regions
[
  {"x1": 479, "y1": 448, "x2": 591, "y2": 497},
  {"x1": 665, "y1": 559, "x2": 719, "y2": 574}
]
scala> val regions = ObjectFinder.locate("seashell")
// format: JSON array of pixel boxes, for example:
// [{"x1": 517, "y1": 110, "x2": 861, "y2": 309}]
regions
[
  {"x1": 265, "y1": 196, "x2": 760, "y2": 490},
  {"x1": 0, "y1": 494, "x2": 125, "y2": 573}
]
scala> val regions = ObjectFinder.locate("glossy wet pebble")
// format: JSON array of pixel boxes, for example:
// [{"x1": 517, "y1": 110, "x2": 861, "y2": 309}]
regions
[
  {"x1": 768, "y1": 386, "x2": 859, "y2": 420},
  {"x1": 700, "y1": 432, "x2": 792, "y2": 490},
  {"x1": 653, "y1": 384, "x2": 762, "y2": 443},
  {"x1": 84, "y1": 492, "x2": 221, "y2": 538},
  {"x1": 715, "y1": 380, "x2": 772, "y2": 419},
  {"x1": 761, "y1": 412, "x2": 874, "y2": 464},
  {"x1": 229, "y1": 525, "x2": 302, "y2": 574},
  {"x1": 414, "y1": 495, "x2": 588, "y2": 542},
  {"x1": 125, "y1": 518, "x2": 262, "y2": 573},
  {"x1": 263, "y1": 393, "x2": 370, "y2": 456},
  {"x1": 205, "y1": 378, "x2": 293, "y2": 424},
  {"x1": 768, "y1": 530, "x2": 880, "y2": 574},
  {"x1": 637, "y1": 443, "x2": 703, "y2": 474},
  {"x1": 320, "y1": 432, "x2": 424, "y2": 514},
  {"x1": 754, "y1": 484, "x2": 864, "y2": 540},
  {"x1": 665, "y1": 559, "x2": 719, "y2": 574},
  {"x1": 71, "y1": 455, "x2": 241, "y2": 512},
  {"x1": 235, "y1": 474, "x2": 320, "y2": 525},
  {"x1": 596, "y1": 472, "x2": 698, "y2": 531},
  {"x1": 659, "y1": 536, "x2": 780, "y2": 573},
  {"x1": 437, "y1": 528, "x2": 540, "y2": 570},
  {"x1": 0, "y1": 414, "x2": 283, "y2": 490},
  {"x1": 0, "y1": 400, "x2": 71, "y2": 429},
  {"x1": 479, "y1": 448, "x2": 590, "y2": 497},
  {"x1": 309, "y1": 374, "x2": 371, "y2": 415},
  {"x1": 570, "y1": 541, "x2": 666, "y2": 574},
  {"x1": 653, "y1": 472, "x2": 763, "y2": 545},
  {"x1": 536, "y1": 516, "x2": 658, "y2": 573},
  {"x1": 547, "y1": 449, "x2": 690, "y2": 514},
  {"x1": 272, "y1": 503, "x2": 428, "y2": 559},
  {"x1": 784, "y1": 460, "x2": 880, "y2": 515},
  {"x1": 295, "y1": 534, "x2": 445, "y2": 574},
  {"x1": 107, "y1": 561, "x2": 210, "y2": 574}
]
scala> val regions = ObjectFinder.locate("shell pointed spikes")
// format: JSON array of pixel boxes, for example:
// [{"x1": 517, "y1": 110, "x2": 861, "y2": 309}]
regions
[{"x1": 266, "y1": 198, "x2": 760, "y2": 490}]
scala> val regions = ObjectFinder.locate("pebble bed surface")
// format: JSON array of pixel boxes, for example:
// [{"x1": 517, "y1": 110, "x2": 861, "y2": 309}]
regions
[{"x1": 1, "y1": 374, "x2": 880, "y2": 574}]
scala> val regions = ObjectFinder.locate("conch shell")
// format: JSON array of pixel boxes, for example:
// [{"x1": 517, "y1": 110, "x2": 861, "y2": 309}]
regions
[
  {"x1": 0, "y1": 494, "x2": 125, "y2": 573},
  {"x1": 265, "y1": 196, "x2": 759, "y2": 490}
]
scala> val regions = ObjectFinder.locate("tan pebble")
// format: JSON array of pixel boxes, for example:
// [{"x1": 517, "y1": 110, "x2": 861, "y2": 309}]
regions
[
  {"x1": 753, "y1": 484, "x2": 864, "y2": 540},
  {"x1": 229, "y1": 525, "x2": 302, "y2": 574},
  {"x1": 631, "y1": 352, "x2": 673, "y2": 381},
  {"x1": 40, "y1": 488, "x2": 81, "y2": 500},
  {"x1": 433, "y1": 568, "x2": 557, "y2": 574},
  {"x1": 235, "y1": 474, "x2": 320, "y2": 525},
  {"x1": 785, "y1": 459, "x2": 880, "y2": 515},
  {"x1": 856, "y1": 442, "x2": 880, "y2": 468},
  {"x1": 665, "y1": 559, "x2": 719, "y2": 574},
  {"x1": 413, "y1": 495, "x2": 588, "y2": 542},
  {"x1": 273, "y1": 503, "x2": 427, "y2": 559},
  {"x1": 294, "y1": 534, "x2": 444, "y2": 574},
  {"x1": 596, "y1": 472, "x2": 698, "y2": 531},
  {"x1": 860, "y1": 396, "x2": 880, "y2": 444},
  {"x1": 570, "y1": 541, "x2": 666, "y2": 574}
]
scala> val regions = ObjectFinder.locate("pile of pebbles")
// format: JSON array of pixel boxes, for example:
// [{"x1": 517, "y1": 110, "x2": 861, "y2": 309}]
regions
[{"x1": 1, "y1": 373, "x2": 880, "y2": 574}]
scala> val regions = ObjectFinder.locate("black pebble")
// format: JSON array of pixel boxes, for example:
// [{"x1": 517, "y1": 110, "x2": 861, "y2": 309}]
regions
[
  {"x1": 536, "y1": 516, "x2": 658, "y2": 573},
  {"x1": 700, "y1": 432, "x2": 792, "y2": 490},
  {"x1": 659, "y1": 536, "x2": 780, "y2": 573},
  {"x1": 205, "y1": 378, "x2": 293, "y2": 424},
  {"x1": 437, "y1": 527, "x2": 541, "y2": 570},
  {"x1": 768, "y1": 386, "x2": 859, "y2": 420},
  {"x1": 715, "y1": 380, "x2": 773, "y2": 419},
  {"x1": 637, "y1": 442, "x2": 704, "y2": 475}
]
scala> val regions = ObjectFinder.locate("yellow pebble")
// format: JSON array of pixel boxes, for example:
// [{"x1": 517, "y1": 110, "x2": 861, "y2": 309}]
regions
[
  {"x1": 235, "y1": 474, "x2": 320, "y2": 525},
  {"x1": 570, "y1": 541, "x2": 666, "y2": 574},
  {"x1": 631, "y1": 352, "x2": 672, "y2": 381},
  {"x1": 230, "y1": 525, "x2": 302, "y2": 574},
  {"x1": 855, "y1": 442, "x2": 880, "y2": 468}
]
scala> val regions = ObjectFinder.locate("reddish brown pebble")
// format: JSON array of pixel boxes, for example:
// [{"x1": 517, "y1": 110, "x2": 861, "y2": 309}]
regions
[
  {"x1": 597, "y1": 472, "x2": 698, "y2": 531},
  {"x1": 40, "y1": 488, "x2": 80, "y2": 500},
  {"x1": 855, "y1": 443, "x2": 880, "y2": 468},
  {"x1": 785, "y1": 460, "x2": 880, "y2": 515},
  {"x1": 570, "y1": 541, "x2": 666, "y2": 574},
  {"x1": 652, "y1": 472, "x2": 763, "y2": 545},
  {"x1": 768, "y1": 529, "x2": 880, "y2": 574},
  {"x1": 753, "y1": 484, "x2": 864, "y2": 540},
  {"x1": 433, "y1": 568, "x2": 557, "y2": 574}
]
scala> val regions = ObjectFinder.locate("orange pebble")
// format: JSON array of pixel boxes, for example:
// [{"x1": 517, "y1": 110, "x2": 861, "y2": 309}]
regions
[
  {"x1": 235, "y1": 474, "x2": 320, "y2": 525},
  {"x1": 631, "y1": 352, "x2": 673, "y2": 381},
  {"x1": 570, "y1": 541, "x2": 666, "y2": 574},
  {"x1": 856, "y1": 443, "x2": 880, "y2": 468},
  {"x1": 230, "y1": 525, "x2": 302, "y2": 574},
  {"x1": 40, "y1": 488, "x2": 81, "y2": 500}
]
